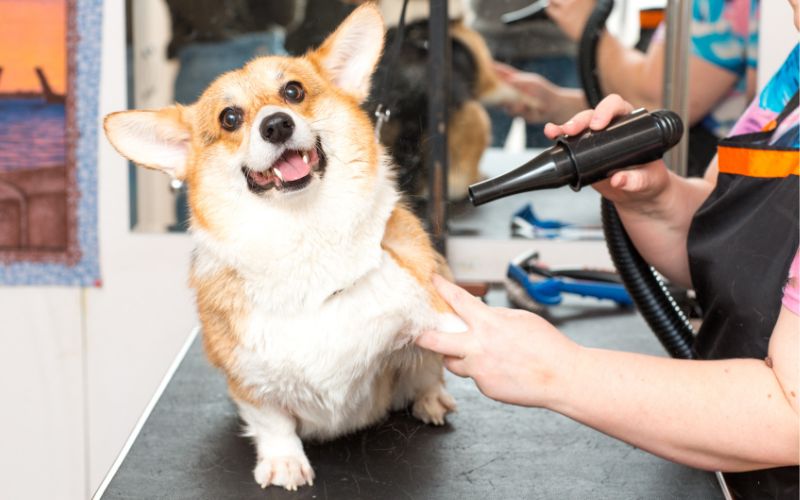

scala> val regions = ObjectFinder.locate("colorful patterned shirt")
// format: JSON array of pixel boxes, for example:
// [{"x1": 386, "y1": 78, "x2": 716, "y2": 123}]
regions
[
  {"x1": 689, "y1": 0, "x2": 759, "y2": 136},
  {"x1": 730, "y1": 44, "x2": 799, "y2": 147}
]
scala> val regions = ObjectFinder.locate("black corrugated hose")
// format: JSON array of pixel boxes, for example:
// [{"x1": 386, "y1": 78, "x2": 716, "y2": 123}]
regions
[{"x1": 578, "y1": 0, "x2": 696, "y2": 359}]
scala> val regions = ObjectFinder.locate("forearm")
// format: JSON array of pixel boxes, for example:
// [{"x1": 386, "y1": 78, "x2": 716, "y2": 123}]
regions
[
  {"x1": 597, "y1": 34, "x2": 739, "y2": 128},
  {"x1": 420, "y1": 267, "x2": 800, "y2": 471},
  {"x1": 596, "y1": 32, "x2": 662, "y2": 111},
  {"x1": 614, "y1": 169, "x2": 714, "y2": 287},
  {"x1": 550, "y1": 347, "x2": 799, "y2": 471},
  {"x1": 551, "y1": 88, "x2": 589, "y2": 124}
]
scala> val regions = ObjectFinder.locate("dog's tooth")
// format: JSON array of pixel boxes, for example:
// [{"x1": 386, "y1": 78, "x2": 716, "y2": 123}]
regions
[
  {"x1": 270, "y1": 167, "x2": 284, "y2": 186},
  {"x1": 302, "y1": 152, "x2": 309, "y2": 164}
]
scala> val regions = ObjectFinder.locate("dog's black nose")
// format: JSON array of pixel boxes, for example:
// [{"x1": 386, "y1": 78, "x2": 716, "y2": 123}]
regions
[{"x1": 260, "y1": 112, "x2": 294, "y2": 144}]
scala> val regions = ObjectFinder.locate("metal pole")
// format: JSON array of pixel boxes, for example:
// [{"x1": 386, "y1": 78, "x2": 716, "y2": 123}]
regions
[
  {"x1": 665, "y1": 6, "x2": 734, "y2": 497},
  {"x1": 664, "y1": 4, "x2": 734, "y2": 496},
  {"x1": 427, "y1": 0, "x2": 450, "y2": 254},
  {"x1": 662, "y1": 0, "x2": 691, "y2": 177}
]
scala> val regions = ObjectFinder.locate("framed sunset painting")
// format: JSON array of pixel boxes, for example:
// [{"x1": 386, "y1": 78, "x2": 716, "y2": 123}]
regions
[{"x1": 0, "y1": 0, "x2": 101, "y2": 285}]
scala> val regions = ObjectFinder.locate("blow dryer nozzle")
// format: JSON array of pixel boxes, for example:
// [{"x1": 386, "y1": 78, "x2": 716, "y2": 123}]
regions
[{"x1": 468, "y1": 109, "x2": 683, "y2": 206}]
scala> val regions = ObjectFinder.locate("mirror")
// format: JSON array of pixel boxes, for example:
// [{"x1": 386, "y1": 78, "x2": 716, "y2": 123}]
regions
[{"x1": 125, "y1": 0, "x2": 598, "y2": 281}]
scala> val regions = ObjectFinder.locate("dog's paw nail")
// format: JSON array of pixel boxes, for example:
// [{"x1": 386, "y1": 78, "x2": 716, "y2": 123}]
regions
[
  {"x1": 254, "y1": 455, "x2": 314, "y2": 490},
  {"x1": 412, "y1": 386, "x2": 456, "y2": 425}
]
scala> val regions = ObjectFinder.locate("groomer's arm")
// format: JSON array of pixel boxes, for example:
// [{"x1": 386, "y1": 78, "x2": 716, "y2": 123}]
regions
[
  {"x1": 417, "y1": 279, "x2": 800, "y2": 472},
  {"x1": 546, "y1": 0, "x2": 740, "y2": 127},
  {"x1": 594, "y1": 156, "x2": 717, "y2": 289},
  {"x1": 596, "y1": 36, "x2": 740, "y2": 125},
  {"x1": 545, "y1": 94, "x2": 713, "y2": 288},
  {"x1": 557, "y1": 305, "x2": 799, "y2": 472}
]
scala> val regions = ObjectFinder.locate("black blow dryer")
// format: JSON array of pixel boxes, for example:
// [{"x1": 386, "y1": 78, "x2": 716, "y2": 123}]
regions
[{"x1": 468, "y1": 109, "x2": 683, "y2": 206}]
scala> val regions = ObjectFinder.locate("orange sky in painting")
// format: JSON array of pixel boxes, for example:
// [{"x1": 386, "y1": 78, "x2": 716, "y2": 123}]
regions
[{"x1": 0, "y1": 0, "x2": 66, "y2": 94}]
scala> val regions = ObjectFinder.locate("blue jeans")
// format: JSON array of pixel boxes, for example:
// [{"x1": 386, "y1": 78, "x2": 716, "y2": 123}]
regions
[
  {"x1": 488, "y1": 55, "x2": 580, "y2": 148},
  {"x1": 174, "y1": 30, "x2": 287, "y2": 104}
]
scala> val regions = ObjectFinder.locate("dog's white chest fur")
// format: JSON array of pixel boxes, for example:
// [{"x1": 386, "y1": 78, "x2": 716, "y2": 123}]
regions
[
  {"x1": 190, "y1": 163, "x2": 450, "y2": 439},
  {"x1": 235, "y1": 250, "x2": 434, "y2": 437}
]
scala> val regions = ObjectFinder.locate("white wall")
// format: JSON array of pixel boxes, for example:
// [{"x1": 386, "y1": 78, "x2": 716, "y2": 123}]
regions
[
  {"x1": 0, "y1": 1, "x2": 197, "y2": 499},
  {"x1": 0, "y1": 289, "x2": 86, "y2": 499},
  {"x1": 758, "y1": 1, "x2": 797, "y2": 90}
]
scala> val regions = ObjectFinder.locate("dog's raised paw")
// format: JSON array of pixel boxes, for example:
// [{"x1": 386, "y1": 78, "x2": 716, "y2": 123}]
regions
[
  {"x1": 253, "y1": 455, "x2": 315, "y2": 491},
  {"x1": 412, "y1": 386, "x2": 457, "y2": 426}
]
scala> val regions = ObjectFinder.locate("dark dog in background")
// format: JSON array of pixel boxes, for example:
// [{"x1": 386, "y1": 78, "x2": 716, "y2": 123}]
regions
[{"x1": 364, "y1": 2, "x2": 521, "y2": 205}]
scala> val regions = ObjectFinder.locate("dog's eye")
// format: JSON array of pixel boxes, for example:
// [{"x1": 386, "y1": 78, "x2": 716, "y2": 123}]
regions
[
  {"x1": 281, "y1": 81, "x2": 305, "y2": 104},
  {"x1": 219, "y1": 107, "x2": 243, "y2": 131}
]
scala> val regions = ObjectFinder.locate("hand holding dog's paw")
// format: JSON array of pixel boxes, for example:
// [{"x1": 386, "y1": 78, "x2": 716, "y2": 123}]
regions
[
  {"x1": 253, "y1": 455, "x2": 315, "y2": 491},
  {"x1": 417, "y1": 275, "x2": 580, "y2": 409},
  {"x1": 412, "y1": 385, "x2": 457, "y2": 426}
]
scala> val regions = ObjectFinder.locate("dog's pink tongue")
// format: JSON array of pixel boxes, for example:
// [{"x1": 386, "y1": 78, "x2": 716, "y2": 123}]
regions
[{"x1": 273, "y1": 151, "x2": 312, "y2": 181}]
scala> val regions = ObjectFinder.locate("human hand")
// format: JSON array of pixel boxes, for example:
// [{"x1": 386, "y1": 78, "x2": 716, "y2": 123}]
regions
[
  {"x1": 544, "y1": 94, "x2": 672, "y2": 209},
  {"x1": 494, "y1": 62, "x2": 588, "y2": 124},
  {"x1": 416, "y1": 275, "x2": 580, "y2": 408},
  {"x1": 546, "y1": 0, "x2": 598, "y2": 42},
  {"x1": 493, "y1": 62, "x2": 553, "y2": 123}
]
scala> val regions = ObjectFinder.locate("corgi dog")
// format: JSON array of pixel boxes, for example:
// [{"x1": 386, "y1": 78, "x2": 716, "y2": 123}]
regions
[{"x1": 104, "y1": 4, "x2": 466, "y2": 492}]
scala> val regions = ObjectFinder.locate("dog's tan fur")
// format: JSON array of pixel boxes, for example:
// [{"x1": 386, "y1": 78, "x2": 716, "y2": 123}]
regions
[
  {"x1": 382, "y1": 205, "x2": 454, "y2": 312},
  {"x1": 104, "y1": 5, "x2": 462, "y2": 490}
]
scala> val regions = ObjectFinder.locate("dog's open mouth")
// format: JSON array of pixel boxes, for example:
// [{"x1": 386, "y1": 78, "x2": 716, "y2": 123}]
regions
[{"x1": 243, "y1": 143, "x2": 326, "y2": 194}]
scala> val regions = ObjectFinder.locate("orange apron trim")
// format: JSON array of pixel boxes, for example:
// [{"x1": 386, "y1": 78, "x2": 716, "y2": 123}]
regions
[
  {"x1": 639, "y1": 9, "x2": 665, "y2": 30},
  {"x1": 718, "y1": 146, "x2": 800, "y2": 177}
]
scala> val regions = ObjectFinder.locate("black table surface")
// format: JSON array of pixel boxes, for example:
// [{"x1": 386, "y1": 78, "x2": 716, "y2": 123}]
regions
[{"x1": 100, "y1": 294, "x2": 722, "y2": 500}]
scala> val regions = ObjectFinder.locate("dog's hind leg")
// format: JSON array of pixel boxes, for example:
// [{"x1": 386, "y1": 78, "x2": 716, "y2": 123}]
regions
[
  {"x1": 236, "y1": 399, "x2": 314, "y2": 491},
  {"x1": 394, "y1": 348, "x2": 457, "y2": 426}
]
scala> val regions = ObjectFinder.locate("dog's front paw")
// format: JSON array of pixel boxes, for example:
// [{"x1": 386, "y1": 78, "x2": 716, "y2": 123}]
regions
[
  {"x1": 412, "y1": 385, "x2": 456, "y2": 425},
  {"x1": 253, "y1": 455, "x2": 315, "y2": 491}
]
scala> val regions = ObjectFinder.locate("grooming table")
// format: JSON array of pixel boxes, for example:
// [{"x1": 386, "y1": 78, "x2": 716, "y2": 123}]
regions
[{"x1": 96, "y1": 294, "x2": 722, "y2": 499}]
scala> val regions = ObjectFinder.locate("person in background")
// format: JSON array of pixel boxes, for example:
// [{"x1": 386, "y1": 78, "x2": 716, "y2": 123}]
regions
[
  {"x1": 499, "y1": 0, "x2": 759, "y2": 176},
  {"x1": 470, "y1": 0, "x2": 580, "y2": 148}
]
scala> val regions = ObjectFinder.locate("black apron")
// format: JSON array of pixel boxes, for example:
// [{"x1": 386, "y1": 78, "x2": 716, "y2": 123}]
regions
[{"x1": 687, "y1": 91, "x2": 800, "y2": 499}]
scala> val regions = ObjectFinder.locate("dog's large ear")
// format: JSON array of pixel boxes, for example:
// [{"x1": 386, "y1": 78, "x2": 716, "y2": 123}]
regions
[
  {"x1": 104, "y1": 106, "x2": 191, "y2": 179},
  {"x1": 312, "y1": 4, "x2": 385, "y2": 103}
]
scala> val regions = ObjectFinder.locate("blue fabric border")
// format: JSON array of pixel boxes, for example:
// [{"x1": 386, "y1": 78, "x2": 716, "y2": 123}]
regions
[{"x1": 0, "y1": 0, "x2": 102, "y2": 286}]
